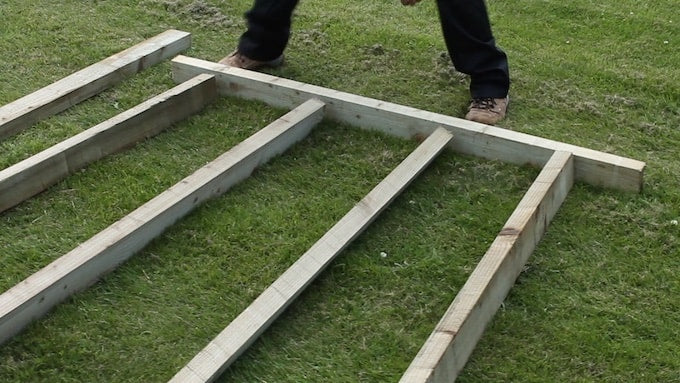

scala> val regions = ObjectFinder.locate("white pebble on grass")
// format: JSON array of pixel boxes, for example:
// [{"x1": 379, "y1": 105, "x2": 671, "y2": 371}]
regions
[{"x1": 380, "y1": 251, "x2": 388, "y2": 258}]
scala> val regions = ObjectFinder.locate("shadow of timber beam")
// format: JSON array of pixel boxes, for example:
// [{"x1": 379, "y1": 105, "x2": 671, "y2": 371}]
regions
[
  {"x1": 171, "y1": 55, "x2": 644, "y2": 193},
  {"x1": 169, "y1": 127, "x2": 453, "y2": 383},
  {"x1": 0, "y1": 29, "x2": 192, "y2": 141},
  {"x1": 0, "y1": 74, "x2": 217, "y2": 214},
  {"x1": 400, "y1": 151, "x2": 574, "y2": 382},
  {"x1": 0, "y1": 98, "x2": 326, "y2": 346}
]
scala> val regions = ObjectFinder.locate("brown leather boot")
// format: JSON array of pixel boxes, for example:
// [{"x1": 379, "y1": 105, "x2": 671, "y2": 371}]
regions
[
  {"x1": 218, "y1": 50, "x2": 284, "y2": 70},
  {"x1": 465, "y1": 96, "x2": 509, "y2": 125}
]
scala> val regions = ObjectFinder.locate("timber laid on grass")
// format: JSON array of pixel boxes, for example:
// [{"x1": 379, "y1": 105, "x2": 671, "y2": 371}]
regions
[
  {"x1": 0, "y1": 29, "x2": 191, "y2": 141},
  {"x1": 0, "y1": 73, "x2": 217, "y2": 213},
  {"x1": 1, "y1": 39, "x2": 648, "y2": 381},
  {"x1": 400, "y1": 151, "x2": 574, "y2": 383},
  {"x1": 169, "y1": 127, "x2": 453, "y2": 383},
  {"x1": 0, "y1": 99, "x2": 326, "y2": 346},
  {"x1": 171, "y1": 55, "x2": 644, "y2": 193}
]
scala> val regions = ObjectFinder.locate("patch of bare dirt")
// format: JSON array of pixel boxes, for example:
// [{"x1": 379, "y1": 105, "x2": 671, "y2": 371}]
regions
[{"x1": 156, "y1": 0, "x2": 236, "y2": 28}]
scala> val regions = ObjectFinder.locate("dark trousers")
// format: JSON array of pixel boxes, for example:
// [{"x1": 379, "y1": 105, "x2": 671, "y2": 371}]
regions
[{"x1": 238, "y1": 0, "x2": 509, "y2": 98}]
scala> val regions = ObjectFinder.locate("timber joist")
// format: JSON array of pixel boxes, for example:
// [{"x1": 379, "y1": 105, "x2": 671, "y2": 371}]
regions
[{"x1": 0, "y1": 30, "x2": 645, "y2": 382}]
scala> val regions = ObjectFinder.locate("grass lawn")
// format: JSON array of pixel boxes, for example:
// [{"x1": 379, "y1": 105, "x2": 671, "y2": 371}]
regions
[{"x1": 1, "y1": 0, "x2": 678, "y2": 382}]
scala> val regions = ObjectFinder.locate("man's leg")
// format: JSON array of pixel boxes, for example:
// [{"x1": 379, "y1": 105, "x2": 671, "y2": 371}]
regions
[
  {"x1": 238, "y1": 0, "x2": 299, "y2": 61},
  {"x1": 220, "y1": 0, "x2": 298, "y2": 69},
  {"x1": 436, "y1": 0, "x2": 510, "y2": 124},
  {"x1": 436, "y1": 0, "x2": 509, "y2": 98}
]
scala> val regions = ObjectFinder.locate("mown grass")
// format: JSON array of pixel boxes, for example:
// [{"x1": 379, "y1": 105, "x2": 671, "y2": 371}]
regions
[{"x1": 1, "y1": 0, "x2": 679, "y2": 382}]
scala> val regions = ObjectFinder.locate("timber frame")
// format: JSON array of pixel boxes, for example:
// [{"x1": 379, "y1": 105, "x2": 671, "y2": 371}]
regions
[{"x1": 0, "y1": 32, "x2": 645, "y2": 382}]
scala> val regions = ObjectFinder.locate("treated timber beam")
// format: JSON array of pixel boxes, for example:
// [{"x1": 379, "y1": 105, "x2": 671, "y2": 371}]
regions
[
  {"x1": 171, "y1": 55, "x2": 644, "y2": 193},
  {"x1": 0, "y1": 29, "x2": 192, "y2": 140},
  {"x1": 400, "y1": 150, "x2": 574, "y2": 383},
  {"x1": 0, "y1": 98, "x2": 326, "y2": 346},
  {"x1": 0, "y1": 74, "x2": 217, "y2": 214},
  {"x1": 170, "y1": 127, "x2": 454, "y2": 383}
]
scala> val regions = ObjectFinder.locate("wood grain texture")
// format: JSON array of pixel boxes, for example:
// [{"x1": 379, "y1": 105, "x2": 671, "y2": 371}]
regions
[
  {"x1": 400, "y1": 151, "x2": 574, "y2": 383},
  {"x1": 0, "y1": 98, "x2": 326, "y2": 346},
  {"x1": 169, "y1": 128, "x2": 454, "y2": 383},
  {"x1": 0, "y1": 74, "x2": 217, "y2": 214},
  {"x1": 171, "y1": 55, "x2": 644, "y2": 193},
  {"x1": 0, "y1": 29, "x2": 192, "y2": 140}
]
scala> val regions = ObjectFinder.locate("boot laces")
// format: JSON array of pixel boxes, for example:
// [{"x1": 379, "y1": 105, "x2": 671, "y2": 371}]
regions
[{"x1": 470, "y1": 97, "x2": 497, "y2": 110}]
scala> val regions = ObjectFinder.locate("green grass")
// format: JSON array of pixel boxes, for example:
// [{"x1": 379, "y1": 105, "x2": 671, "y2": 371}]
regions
[{"x1": 1, "y1": 0, "x2": 679, "y2": 382}]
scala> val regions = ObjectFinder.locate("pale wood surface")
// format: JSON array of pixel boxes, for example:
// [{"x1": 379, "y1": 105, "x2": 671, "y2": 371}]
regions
[
  {"x1": 0, "y1": 74, "x2": 217, "y2": 214},
  {"x1": 400, "y1": 151, "x2": 574, "y2": 383},
  {"x1": 171, "y1": 55, "x2": 645, "y2": 193},
  {"x1": 0, "y1": 99, "x2": 326, "y2": 346},
  {"x1": 169, "y1": 128, "x2": 454, "y2": 383},
  {"x1": 0, "y1": 29, "x2": 191, "y2": 140}
]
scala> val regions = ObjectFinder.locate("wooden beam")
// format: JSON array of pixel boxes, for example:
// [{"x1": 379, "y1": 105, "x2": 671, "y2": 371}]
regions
[
  {"x1": 0, "y1": 98, "x2": 326, "y2": 346},
  {"x1": 0, "y1": 74, "x2": 217, "y2": 214},
  {"x1": 171, "y1": 55, "x2": 645, "y2": 193},
  {"x1": 0, "y1": 29, "x2": 192, "y2": 140},
  {"x1": 169, "y1": 127, "x2": 453, "y2": 383},
  {"x1": 399, "y1": 150, "x2": 574, "y2": 383}
]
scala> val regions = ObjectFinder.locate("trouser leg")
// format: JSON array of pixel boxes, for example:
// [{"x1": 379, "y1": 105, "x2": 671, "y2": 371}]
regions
[
  {"x1": 436, "y1": 0, "x2": 510, "y2": 98},
  {"x1": 237, "y1": 0, "x2": 299, "y2": 61}
]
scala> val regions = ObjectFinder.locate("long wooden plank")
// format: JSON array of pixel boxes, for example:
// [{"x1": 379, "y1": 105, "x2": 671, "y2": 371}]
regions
[
  {"x1": 0, "y1": 29, "x2": 192, "y2": 140},
  {"x1": 0, "y1": 98, "x2": 326, "y2": 346},
  {"x1": 0, "y1": 74, "x2": 217, "y2": 214},
  {"x1": 169, "y1": 127, "x2": 454, "y2": 383},
  {"x1": 400, "y1": 150, "x2": 574, "y2": 383},
  {"x1": 171, "y1": 55, "x2": 644, "y2": 193}
]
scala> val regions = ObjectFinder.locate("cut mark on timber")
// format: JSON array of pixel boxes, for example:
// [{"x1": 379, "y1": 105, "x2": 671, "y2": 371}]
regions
[
  {"x1": 499, "y1": 227, "x2": 521, "y2": 236},
  {"x1": 169, "y1": 127, "x2": 453, "y2": 383}
]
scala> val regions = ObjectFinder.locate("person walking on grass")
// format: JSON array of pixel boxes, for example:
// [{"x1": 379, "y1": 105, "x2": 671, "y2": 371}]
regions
[{"x1": 221, "y1": 0, "x2": 509, "y2": 125}]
